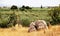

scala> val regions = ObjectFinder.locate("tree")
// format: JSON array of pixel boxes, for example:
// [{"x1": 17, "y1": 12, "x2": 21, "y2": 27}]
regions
[
  {"x1": 22, "y1": 5, "x2": 25, "y2": 9},
  {"x1": 25, "y1": 6, "x2": 32, "y2": 9},
  {"x1": 41, "y1": 5, "x2": 43, "y2": 8},
  {"x1": 11, "y1": 5, "x2": 18, "y2": 10},
  {"x1": 19, "y1": 5, "x2": 32, "y2": 11},
  {"x1": 19, "y1": 5, "x2": 25, "y2": 11},
  {"x1": 49, "y1": 7, "x2": 60, "y2": 24},
  {"x1": 25, "y1": 6, "x2": 30, "y2": 9}
]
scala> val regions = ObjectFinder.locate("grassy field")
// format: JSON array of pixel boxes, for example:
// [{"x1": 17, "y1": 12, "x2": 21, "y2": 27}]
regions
[
  {"x1": 0, "y1": 7, "x2": 60, "y2": 36},
  {"x1": 0, "y1": 7, "x2": 57, "y2": 27},
  {"x1": 0, "y1": 25, "x2": 60, "y2": 36},
  {"x1": 0, "y1": 7, "x2": 51, "y2": 22}
]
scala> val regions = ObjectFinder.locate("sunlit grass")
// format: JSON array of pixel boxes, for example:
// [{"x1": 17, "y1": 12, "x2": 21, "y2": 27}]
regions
[{"x1": 0, "y1": 25, "x2": 60, "y2": 36}]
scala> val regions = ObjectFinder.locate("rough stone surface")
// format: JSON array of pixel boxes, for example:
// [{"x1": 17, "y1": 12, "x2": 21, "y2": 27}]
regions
[
  {"x1": 28, "y1": 22, "x2": 36, "y2": 32},
  {"x1": 28, "y1": 20, "x2": 48, "y2": 32},
  {"x1": 35, "y1": 20, "x2": 48, "y2": 30}
]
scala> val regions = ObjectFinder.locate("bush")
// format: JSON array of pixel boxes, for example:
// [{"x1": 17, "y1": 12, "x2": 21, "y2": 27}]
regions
[
  {"x1": 22, "y1": 5, "x2": 25, "y2": 9},
  {"x1": 11, "y1": 5, "x2": 18, "y2": 11},
  {"x1": 0, "y1": 12, "x2": 17, "y2": 28},
  {"x1": 0, "y1": 14, "x2": 10, "y2": 28},
  {"x1": 19, "y1": 8, "x2": 25, "y2": 11},
  {"x1": 19, "y1": 5, "x2": 32, "y2": 11},
  {"x1": 49, "y1": 7, "x2": 60, "y2": 24},
  {"x1": 19, "y1": 5, "x2": 25, "y2": 11},
  {"x1": 0, "y1": 12, "x2": 2, "y2": 18},
  {"x1": 8, "y1": 12, "x2": 17, "y2": 26},
  {"x1": 25, "y1": 6, "x2": 32, "y2": 9},
  {"x1": 21, "y1": 18, "x2": 31, "y2": 27}
]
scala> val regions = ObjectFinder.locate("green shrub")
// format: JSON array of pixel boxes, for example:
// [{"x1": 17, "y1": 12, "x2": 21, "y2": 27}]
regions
[
  {"x1": 19, "y1": 8, "x2": 25, "y2": 11},
  {"x1": 8, "y1": 12, "x2": 17, "y2": 26},
  {"x1": 49, "y1": 7, "x2": 60, "y2": 25},
  {"x1": 0, "y1": 12, "x2": 17, "y2": 28},
  {"x1": 7, "y1": 23, "x2": 13, "y2": 27},
  {"x1": 21, "y1": 18, "x2": 31, "y2": 27},
  {"x1": 11, "y1": 5, "x2": 18, "y2": 11},
  {"x1": 19, "y1": 5, "x2": 32, "y2": 12},
  {"x1": 0, "y1": 16, "x2": 9, "y2": 28}
]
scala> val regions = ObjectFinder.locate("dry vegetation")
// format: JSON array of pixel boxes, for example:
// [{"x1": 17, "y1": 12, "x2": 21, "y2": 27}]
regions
[{"x1": 0, "y1": 25, "x2": 60, "y2": 36}]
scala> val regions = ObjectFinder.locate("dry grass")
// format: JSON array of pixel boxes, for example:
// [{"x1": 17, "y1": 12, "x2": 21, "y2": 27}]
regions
[{"x1": 0, "y1": 25, "x2": 60, "y2": 36}]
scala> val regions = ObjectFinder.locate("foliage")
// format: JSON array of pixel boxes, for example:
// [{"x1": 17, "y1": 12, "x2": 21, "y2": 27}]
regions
[
  {"x1": 0, "y1": 14, "x2": 10, "y2": 28},
  {"x1": 19, "y1": 5, "x2": 32, "y2": 11},
  {"x1": 0, "y1": 12, "x2": 17, "y2": 28},
  {"x1": 19, "y1": 8, "x2": 25, "y2": 11},
  {"x1": 11, "y1": 5, "x2": 18, "y2": 11},
  {"x1": 41, "y1": 5, "x2": 43, "y2": 8},
  {"x1": 49, "y1": 7, "x2": 60, "y2": 24},
  {"x1": 0, "y1": 7, "x2": 53, "y2": 28},
  {"x1": 0, "y1": 12, "x2": 2, "y2": 18},
  {"x1": 25, "y1": 6, "x2": 32, "y2": 9},
  {"x1": 22, "y1": 5, "x2": 26, "y2": 9},
  {"x1": 9, "y1": 12, "x2": 17, "y2": 26},
  {"x1": 21, "y1": 18, "x2": 31, "y2": 27}
]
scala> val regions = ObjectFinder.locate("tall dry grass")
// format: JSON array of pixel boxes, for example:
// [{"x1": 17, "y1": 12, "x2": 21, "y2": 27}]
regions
[{"x1": 0, "y1": 25, "x2": 60, "y2": 36}]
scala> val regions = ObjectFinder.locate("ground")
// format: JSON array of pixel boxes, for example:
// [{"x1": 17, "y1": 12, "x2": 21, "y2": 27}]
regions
[{"x1": 0, "y1": 25, "x2": 60, "y2": 36}]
